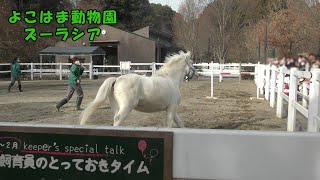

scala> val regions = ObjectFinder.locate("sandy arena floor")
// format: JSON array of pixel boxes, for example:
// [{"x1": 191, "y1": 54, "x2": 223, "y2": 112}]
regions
[{"x1": 0, "y1": 77, "x2": 291, "y2": 131}]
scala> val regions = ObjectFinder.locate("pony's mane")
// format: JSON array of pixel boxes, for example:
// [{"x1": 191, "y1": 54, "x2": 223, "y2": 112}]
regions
[{"x1": 155, "y1": 51, "x2": 188, "y2": 76}]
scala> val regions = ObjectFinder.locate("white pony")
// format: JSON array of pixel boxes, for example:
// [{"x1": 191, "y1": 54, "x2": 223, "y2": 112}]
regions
[{"x1": 79, "y1": 51, "x2": 197, "y2": 127}]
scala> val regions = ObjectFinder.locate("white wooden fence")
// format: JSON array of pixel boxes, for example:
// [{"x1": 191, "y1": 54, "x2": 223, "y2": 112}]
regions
[
  {"x1": 2, "y1": 122, "x2": 320, "y2": 180},
  {"x1": 0, "y1": 61, "x2": 258, "y2": 100},
  {"x1": 0, "y1": 61, "x2": 257, "y2": 80},
  {"x1": 256, "y1": 64, "x2": 320, "y2": 132},
  {"x1": 0, "y1": 61, "x2": 258, "y2": 102},
  {"x1": 0, "y1": 63, "x2": 93, "y2": 80}
]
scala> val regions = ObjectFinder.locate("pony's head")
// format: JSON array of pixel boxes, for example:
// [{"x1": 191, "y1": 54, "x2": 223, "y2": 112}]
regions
[
  {"x1": 156, "y1": 51, "x2": 197, "y2": 80},
  {"x1": 183, "y1": 51, "x2": 197, "y2": 80}
]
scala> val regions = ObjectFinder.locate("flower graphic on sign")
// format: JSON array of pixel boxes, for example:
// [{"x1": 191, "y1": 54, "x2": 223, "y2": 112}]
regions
[
  {"x1": 137, "y1": 140, "x2": 158, "y2": 165},
  {"x1": 138, "y1": 140, "x2": 147, "y2": 155}
]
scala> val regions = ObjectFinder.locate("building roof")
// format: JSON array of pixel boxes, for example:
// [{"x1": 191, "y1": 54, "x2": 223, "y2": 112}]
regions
[
  {"x1": 149, "y1": 26, "x2": 173, "y2": 38},
  {"x1": 39, "y1": 46, "x2": 106, "y2": 56},
  {"x1": 90, "y1": 40, "x2": 120, "y2": 47},
  {"x1": 90, "y1": 40, "x2": 120, "y2": 43}
]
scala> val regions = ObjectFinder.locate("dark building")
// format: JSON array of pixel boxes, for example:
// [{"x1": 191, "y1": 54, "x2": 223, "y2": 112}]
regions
[{"x1": 54, "y1": 25, "x2": 182, "y2": 65}]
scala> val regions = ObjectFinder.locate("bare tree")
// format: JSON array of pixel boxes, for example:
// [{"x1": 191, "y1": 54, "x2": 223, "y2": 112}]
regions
[
  {"x1": 246, "y1": 0, "x2": 320, "y2": 57},
  {"x1": 203, "y1": 0, "x2": 246, "y2": 64},
  {"x1": 305, "y1": 0, "x2": 320, "y2": 6},
  {"x1": 304, "y1": 0, "x2": 320, "y2": 53},
  {"x1": 172, "y1": 0, "x2": 207, "y2": 63}
]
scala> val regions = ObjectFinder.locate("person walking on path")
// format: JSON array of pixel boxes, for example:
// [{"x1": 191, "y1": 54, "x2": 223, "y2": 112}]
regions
[
  {"x1": 8, "y1": 57, "x2": 22, "y2": 92},
  {"x1": 56, "y1": 57, "x2": 85, "y2": 111}
]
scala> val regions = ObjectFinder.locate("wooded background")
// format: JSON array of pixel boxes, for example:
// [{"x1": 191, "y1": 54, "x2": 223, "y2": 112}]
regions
[{"x1": 1, "y1": 0, "x2": 320, "y2": 63}]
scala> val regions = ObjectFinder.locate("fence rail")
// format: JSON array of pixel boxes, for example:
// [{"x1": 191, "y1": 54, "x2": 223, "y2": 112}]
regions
[
  {"x1": 0, "y1": 62, "x2": 257, "y2": 80},
  {"x1": 0, "y1": 61, "x2": 258, "y2": 100},
  {"x1": 256, "y1": 64, "x2": 320, "y2": 132}
]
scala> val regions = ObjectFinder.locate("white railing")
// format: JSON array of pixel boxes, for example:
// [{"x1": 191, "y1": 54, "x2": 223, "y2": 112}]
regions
[
  {"x1": 256, "y1": 64, "x2": 320, "y2": 132},
  {"x1": 1, "y1": 123, "x2": 320, "y2": 180},
  {"x1": 0, "y1": 61, "x2": 258, "y2": 100},
  {"x1": 194, "y1": 62, "x2": 257, "y2": 82},
  {"x1": 0, "y1": 63, "x2": 92, "y2": 80},
  {"x1": 0, "y1": 62, "x2": 258, "y2": 81}
]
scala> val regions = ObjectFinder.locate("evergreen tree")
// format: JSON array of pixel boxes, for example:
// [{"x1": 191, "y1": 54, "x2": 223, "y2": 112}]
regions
[{"x1": 101, "y1": 0, "x2": 153, "y2": 31}]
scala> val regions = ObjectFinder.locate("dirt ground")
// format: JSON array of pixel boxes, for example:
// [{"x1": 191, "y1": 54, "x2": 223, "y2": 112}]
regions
[{"x1": 0, "y1": 76, "x2": 290, "y2": 131}]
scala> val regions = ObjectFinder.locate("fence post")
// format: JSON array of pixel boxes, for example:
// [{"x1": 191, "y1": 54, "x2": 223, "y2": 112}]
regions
[
  {"x1": 239, "y1": 63, "x2": 242, "y2": 82},
  {"x1": 260, "y1": 65, "x2": 265, "y2": 95},
  {"x1": 30, "y1": 62, "x2": 34, "y2": 81},
  {"x1": 265, "y1": 64, "x2": 271, "y2": 100},
  {"x1": 89, "y1": 62, "x2": 93, "y2": 80},
  {"x1": 254, "y1": 64, "x2": 259, "y2": 99},
  {"x1": 303, "y1": 66, "x2": 310, "y2": 108},
  {"x1": 152, "y1": 62, "x2": 156, "y2": 75},
  {"x1": 256, "y1": 65, "x2": 260, "y2": 95},
  {"x1": 258, "y1": 65, "x2": 263, "y2": 95},
  {"x1": 40, "y1": 64, "x2": 42, "y2": 79},
  {"x1": 210, "y1": 61, "x2": 214, "y2": 98},
  {"x1": 307, "y1": 69, "x2": 320, "y2": 132},
  {"x1": 270, "y1": 65, "x2": 277, "y2": 108},
  {"x1": 120, "y1": 61, "x2": 123, "y2": 75},
  {"x1": 302, "y1": 81, "x2": 308, "y2": 108},
  {"x1": 255, "y1": 62, "x2": 261, "y2": 84},
  {"x1": 287, "y1": 68, "x2": 298, "y2": 132},
  {"x1": 276, "y1": 66, "x2": 285, "y2": 118},
  {"x1": 254, "y1": 62, "x2": 259, "y2": 85},
  {"x1": 59, "y1": 63, "x2": 63, "y2": 81},
  {"x1": 219, "y1": 64, "x2": 223, "y2": 82}
]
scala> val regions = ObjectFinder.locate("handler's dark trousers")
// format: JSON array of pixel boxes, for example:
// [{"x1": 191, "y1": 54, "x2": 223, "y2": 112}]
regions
[
  {"x1": 56, "y1": 84, "x2": 84, "y2": 111},
  {"x1": 8, "y1": 76, "x2": 22, "y2": 92}
]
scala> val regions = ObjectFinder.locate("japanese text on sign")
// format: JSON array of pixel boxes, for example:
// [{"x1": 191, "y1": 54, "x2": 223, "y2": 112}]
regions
[
  {"x1": 0, "y1": 154, "x2": 149, "y2": 174},
  {"x1": 8, "y1": 10, "x2": 117, "y2": 42},
  {"x1": 0, "y1": 133, "x2": 164, "y2": 180}
]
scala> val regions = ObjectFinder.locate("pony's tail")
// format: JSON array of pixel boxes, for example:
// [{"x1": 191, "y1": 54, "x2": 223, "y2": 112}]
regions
[{"x1": 79, "y1": 77, "x2": 117, "y2": 125}]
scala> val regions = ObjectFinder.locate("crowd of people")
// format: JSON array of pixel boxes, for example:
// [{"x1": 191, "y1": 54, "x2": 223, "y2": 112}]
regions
[
  {"x1": 268, "y1": 53, "x2": 320, "y2": 71},
  {"x1": 265, "y1": 52, "x2": 320, "y2": 95}
]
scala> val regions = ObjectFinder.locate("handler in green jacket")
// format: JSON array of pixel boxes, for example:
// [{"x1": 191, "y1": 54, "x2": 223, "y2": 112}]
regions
[
  {"x1": 8, "y1": 57, "x2": 22, "y2": 92},
  {"x1": 56, "y1": 57, "x2": 85, "y2": 111}
]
